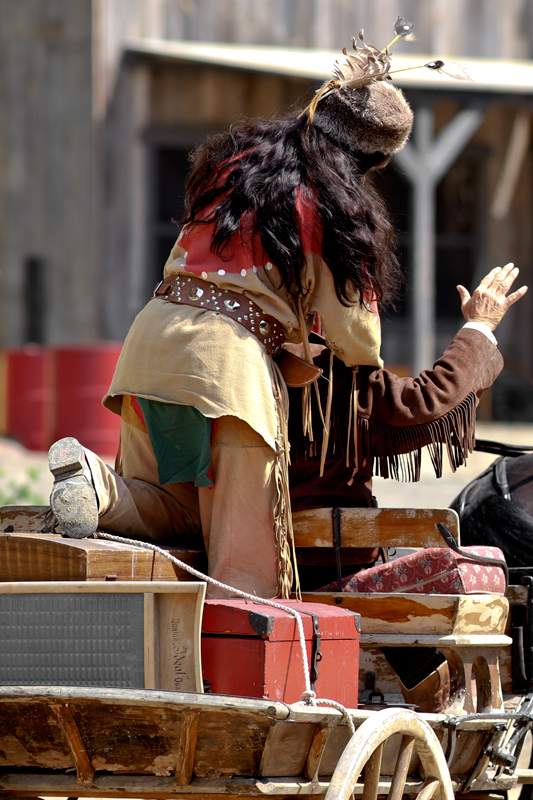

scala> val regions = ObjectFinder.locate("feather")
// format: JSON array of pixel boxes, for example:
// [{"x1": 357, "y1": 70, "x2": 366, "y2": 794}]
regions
[
  {"x1": 382, "y1": 18, "x2": 417, "y2": 51},
  {"x1": 301, "y1": 16, "x2": 469, "y2": 125},
  {"x1": 394, "y1": 17, "x2": 417, "y2": 42},
  {"x1": 425, "y1": 60, "x2": 473, "y2": 81},
  {"x1": 332, "y1": 30, "x2": 392, "y2": 89}
]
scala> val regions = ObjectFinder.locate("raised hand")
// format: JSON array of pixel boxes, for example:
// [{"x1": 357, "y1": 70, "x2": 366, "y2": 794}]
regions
[{"x1": 457, "y1": 263, "x2": 528, "y2": 331}]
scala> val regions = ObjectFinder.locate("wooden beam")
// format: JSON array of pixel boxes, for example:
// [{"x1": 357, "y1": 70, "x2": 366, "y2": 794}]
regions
[
  {"x1": 304, "y1": 721, "x2": 335, "y2": 782},
  {"x1": 175, "y1": 710, "x2": 200, "y2": 785},
  {"x1": 52, "y1": 703, "x2": 94, "y2": 786},
  {"x1": 491, "y1": 110, "x2": 530, "y2": 220},
  {"x1": 393, "y1": 105, "x2": 484, "y2": 374}
]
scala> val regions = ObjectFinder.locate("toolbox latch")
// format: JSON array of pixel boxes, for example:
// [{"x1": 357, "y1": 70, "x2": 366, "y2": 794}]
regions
[{"x1": 297, "y1": 609, "x2": 322, "y2": 689}]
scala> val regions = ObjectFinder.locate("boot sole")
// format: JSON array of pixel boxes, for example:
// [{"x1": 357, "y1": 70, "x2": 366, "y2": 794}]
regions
[
  {"x1": 49, "y1": 437, "x2": 85, "y2": 477},
  {"x1": 49, "y1": 438, "x2": 98, "y2": 539}
]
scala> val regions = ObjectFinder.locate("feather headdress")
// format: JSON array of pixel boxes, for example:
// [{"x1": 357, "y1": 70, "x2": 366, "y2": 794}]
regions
[
  {"x1": 304, "y1": 18, "x2": 471, "y2": 156},
  {"x1": 332, "y1": 30, "x2": 393, "y2": 89}
]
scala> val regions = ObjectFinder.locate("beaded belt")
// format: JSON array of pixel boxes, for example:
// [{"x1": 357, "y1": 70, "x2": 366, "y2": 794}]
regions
[{"x1": 153, "y1": 276, "x2": 285, "y2": 357}]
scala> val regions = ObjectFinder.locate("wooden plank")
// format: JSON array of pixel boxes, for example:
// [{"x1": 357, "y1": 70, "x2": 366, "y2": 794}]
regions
[
  {"x1": 302, "y1": 593, "x2": 509, "y2": 635},
  {"x1": 0, "y1": 771, "x2": 465, "y2": 798},
  {"x1": 51, "y1": 703, "x2": 94, "y2": 786},
  {"x1": 102, "y1": 0, "x2": 533, "y2": 61},
  {"x1": 157, "y1": 588, "x2": 205, "y2": 692},
  {"x1": 86, "y1": 540, "x2": 153, "y2": 580},
  {"x1": 175, "y1": 710, "x2": 201, "y2": 785},
  {"x1": 0, "y1": 694, "x2": 272, "y2": 778},
  {"x1": 0, "y1": 532, "x2": 86, "y2": 581},
  {"x1": 515, "y1": 769, "x2": 533, "y2": 783},
  {"x1": 0, "y1": 532, "x2": 157, "y2": 581},
  {"x1": 0, "y1": 771, "x2": 332, "y2": 797},
  {"x1": 304, "y1": 721, "x2": 335, "y2": 782},
  {"x1": 359, "y1": 646, "x2": 403, "y2": 696},
  {"x1": 0, "y1": 580, "x2": 205, "y2": 594},
  {"x1": 0, "y1": 683, "x2": 291, "y2": 718},
  {"x1": 360, "y1": 634, "x2": 512, "y2": 646},
  {"x1": 152, "y1": 547, "x2": 207, "y2": 581},
  {"x1": 144, "y1": 592, "x2": 158, "y2": 689},
  {"x1": 259, "y1": 721, "x2": 289, "y2": 777},
  {"x1": 258, "y1": 719, "x2": 315, "y2": 778},
  {"x1": 292, "y1": 508, "x2": 459, "y2": 550},
  {"x1": 0, "y1": 529, "x2": 205, "y2": 583},
  {"x1": 0, "y1": 505, "x2": 54, "y2": 531}
]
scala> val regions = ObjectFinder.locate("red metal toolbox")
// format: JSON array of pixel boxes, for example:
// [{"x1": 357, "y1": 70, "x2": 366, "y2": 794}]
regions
[{"x1": 201, "y1": 599, "x2": 360, "y2": 705}]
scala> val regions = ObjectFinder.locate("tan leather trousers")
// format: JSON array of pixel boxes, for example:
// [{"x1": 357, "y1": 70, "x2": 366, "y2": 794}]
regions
[{"x1": 84, "y1": 416, "x2": 278, "y2": 599}]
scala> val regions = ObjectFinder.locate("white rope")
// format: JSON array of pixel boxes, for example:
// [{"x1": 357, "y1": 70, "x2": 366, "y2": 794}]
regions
[
  {"x1": 313, "y1": 698, "x2": 356, "y2": 736},
  {"x1": 95, "y1": 531, "x2": 315, "y2": 704}
]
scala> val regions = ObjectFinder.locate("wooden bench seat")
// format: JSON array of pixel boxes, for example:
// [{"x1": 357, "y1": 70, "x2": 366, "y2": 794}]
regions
[
  {"x1": 293, "y1": 507, "x2": 511, "y2": 712},
  {"x1": 293, "y1": 506, "x2": 460, "y2": 550}
]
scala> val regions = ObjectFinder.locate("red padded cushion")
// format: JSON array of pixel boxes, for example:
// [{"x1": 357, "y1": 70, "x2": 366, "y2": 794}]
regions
[{"x1": 318, "y1": 546, "x2": 506, "y2": 595}]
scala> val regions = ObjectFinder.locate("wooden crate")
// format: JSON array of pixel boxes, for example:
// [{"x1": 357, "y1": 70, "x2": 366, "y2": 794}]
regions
[
  {"x1": 0, "y1": 532, "x2": 206, "y2": 582},
  {"x1": 0, "y1": 505, "x2": 206, "y2": 582}
]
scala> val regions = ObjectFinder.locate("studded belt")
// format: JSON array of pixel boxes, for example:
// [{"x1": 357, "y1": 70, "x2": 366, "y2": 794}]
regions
[{"x1": 153, "y1": 276, "x2": 285, "y2": 357}]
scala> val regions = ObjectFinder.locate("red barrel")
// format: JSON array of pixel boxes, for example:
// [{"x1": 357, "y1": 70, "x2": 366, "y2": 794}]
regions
[
  {"x1": 49, "y1": 343, "x2": 122, "y2": 457},
  {"x1": 3, "y1": 346, "x2": 51, "y2": 451}
]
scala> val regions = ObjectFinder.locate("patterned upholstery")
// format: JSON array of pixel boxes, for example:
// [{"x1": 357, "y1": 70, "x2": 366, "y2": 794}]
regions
[{"x1": 319, "y1": 546, "x2": 506, "y2": 595}]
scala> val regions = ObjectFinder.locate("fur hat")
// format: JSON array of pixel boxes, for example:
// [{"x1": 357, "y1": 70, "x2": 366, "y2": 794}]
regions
[{"x1": 311, "y1": 80, "x2": 414, "y2": 156}]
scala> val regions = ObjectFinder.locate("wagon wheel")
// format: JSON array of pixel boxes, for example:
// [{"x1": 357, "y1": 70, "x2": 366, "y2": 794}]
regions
[{"x1": 325, "y1": 707, "x2": 454, "y2": 800}]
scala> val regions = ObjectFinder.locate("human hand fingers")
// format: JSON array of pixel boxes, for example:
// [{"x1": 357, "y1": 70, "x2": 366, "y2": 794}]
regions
[
  {"x1": 505, "y1": 285, "x2": 528, "y2": 307},
  {"x1": 478, "y1": 266, "x2": 501, "y2": 289},
  {"x1": 456, "y1": 285, "x2": 471, "y2": 305},
  {"x1": 490, "y1": 264, "x2": 519, "y2": 294},
  {"x1": 464, "y1": 265, "x2": 527, "y2": 329},
  {"x1": 481, "y1": 263, "x2": 515, "y2": 292},
  {"x1": 457, "y1": 283, "x2": 482, "y2": 324}
]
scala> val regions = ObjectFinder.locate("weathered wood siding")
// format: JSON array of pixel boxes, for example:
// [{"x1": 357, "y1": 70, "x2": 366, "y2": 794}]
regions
[
  {"x1": 2, "y1": 0, "x2": 533, "y2": 351},
  {"x1": 0, "y1": 0, "x2": 100, "y2": 346},
  {"x1": 103, "y1": 0, "x2": 533, "y2": 58}
]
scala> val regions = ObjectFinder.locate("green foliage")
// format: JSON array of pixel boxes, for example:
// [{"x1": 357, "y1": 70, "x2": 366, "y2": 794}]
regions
[{"x1": 0, "y1": 466, "x2": 46, "y2": 506}]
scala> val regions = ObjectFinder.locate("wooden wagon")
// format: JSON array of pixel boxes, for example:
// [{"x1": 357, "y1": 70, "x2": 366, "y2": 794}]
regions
[{"x1": 0, "y1": 504, "x2": 532, "y2": 800}]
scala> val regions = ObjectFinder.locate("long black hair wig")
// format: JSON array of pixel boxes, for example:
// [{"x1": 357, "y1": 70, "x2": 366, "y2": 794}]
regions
[{"x1": 182, "y1": 112, "x2": 402, "y2": 308}]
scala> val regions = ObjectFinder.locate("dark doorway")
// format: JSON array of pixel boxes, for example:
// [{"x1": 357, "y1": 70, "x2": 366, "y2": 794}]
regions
[{"x1": 150, "y1": 145, "x2": 192, "y2": 292}]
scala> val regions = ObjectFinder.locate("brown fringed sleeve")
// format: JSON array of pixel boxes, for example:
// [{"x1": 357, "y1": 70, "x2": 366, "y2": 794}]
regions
[
  {"x1": 357, "y1": 328, "x2": 503, "y2": 480},
  {"x1": 287, "y1": 328, "x2": 503, "y2": 512}
]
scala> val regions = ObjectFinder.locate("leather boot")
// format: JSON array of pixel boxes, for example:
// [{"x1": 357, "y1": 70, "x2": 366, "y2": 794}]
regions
[
  {"x1": 398, "y1": 660, "x2": 451, "y2": 712},
  {"x1": 49, "y1": 437, "x2": 99, "y2": 539}
]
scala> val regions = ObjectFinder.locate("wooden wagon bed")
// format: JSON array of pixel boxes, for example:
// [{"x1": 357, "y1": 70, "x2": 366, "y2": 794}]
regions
[{"x1": 0, "y1": 686, "x2": 524, "y2": 800}]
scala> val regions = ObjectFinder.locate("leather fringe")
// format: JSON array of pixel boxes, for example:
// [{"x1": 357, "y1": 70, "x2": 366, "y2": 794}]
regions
[
  {"x1": 319, "y1": 350, "x2": 335, "y2": 477},
  {"x1": 362, "y1": 391, "x2": 478, "y2": 481},
  {"x1": 345, "y1": 366, "x2": 359, "y2": 471},
  {"x1": 271, "y1": 359, "x2": 301, "y2": 599}
]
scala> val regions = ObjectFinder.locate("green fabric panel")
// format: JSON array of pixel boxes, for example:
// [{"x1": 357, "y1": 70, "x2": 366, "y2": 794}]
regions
[{"x1": 136, "y1": 398, "x2": 213, "y2": 488}]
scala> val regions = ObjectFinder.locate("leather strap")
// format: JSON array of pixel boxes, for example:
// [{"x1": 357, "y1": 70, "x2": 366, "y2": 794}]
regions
[
  {"x1": 274, "y1": 349, "x2": 323, "y2": 387},
  {"x1": 494, "y1": 456, "x2": 512, "y2": 501},
  {"x1": 154, "y1": 276, "x2": 285, "y2": 357}
]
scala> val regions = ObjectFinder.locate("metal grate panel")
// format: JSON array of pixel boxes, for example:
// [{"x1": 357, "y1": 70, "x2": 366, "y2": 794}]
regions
[{"x1": 0, "y1": 593, "x2": 144, "y2": 687}]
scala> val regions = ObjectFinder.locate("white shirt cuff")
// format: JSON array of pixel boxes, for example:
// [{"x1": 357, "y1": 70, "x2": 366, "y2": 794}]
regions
[{"x1": 462, "y1": 321, "x2": 498, "y2": 345}]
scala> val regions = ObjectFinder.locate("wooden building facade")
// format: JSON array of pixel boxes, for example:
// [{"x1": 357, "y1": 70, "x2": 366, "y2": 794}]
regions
[{"x1": 2, "y1": 0, "x2": 533, "y2": 419}]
